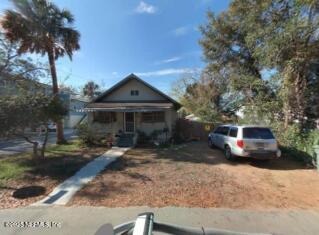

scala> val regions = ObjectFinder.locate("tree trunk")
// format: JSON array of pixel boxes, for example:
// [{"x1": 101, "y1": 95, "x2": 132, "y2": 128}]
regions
[
  {"x1": 282, "y1": 68, "x2": 293, "y2": 129},
  {"x1": 32, "y1": 142, "x2": 39, "y2": 159},
  {"x1": 294, "y1": 72, "x2": 307, "y2": 128},
  {"x1": 284, "y1": 104, "x2": 290, "y2": 129},
  {"x1": 47, "y1": 47, "x2": 66, "y2": 144},
  {"x1": 22, "y1": 136, "x2": 39, "y2": 159},
  {"x1": 40, "y1": 126, "x2": 49, "y2": 158}
]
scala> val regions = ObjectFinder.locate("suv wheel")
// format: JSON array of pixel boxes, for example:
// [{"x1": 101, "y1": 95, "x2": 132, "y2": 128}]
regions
[{"x1": 225, "y1": 145, "x2": 235, "y2": 161}]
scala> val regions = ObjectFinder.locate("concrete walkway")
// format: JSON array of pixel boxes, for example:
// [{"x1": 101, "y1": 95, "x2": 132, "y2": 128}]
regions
[
  {"x1": 34, "y1": 147, "x2": 130, "y2": 206},
  {"x1": 1, "y1": 207, "x2": 319, "y2": 235}
]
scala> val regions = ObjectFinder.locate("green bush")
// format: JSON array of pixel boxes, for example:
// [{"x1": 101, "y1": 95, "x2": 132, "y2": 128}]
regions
[
  {"x1": 75, "y1": 123, "x2": 96, "y2": 146},
  {"x1": 271, "y1": 123, "x2": 319, "y2": 166},
  {"x1": 136, "y1": 130, "x2": 150, "y2": 145}
]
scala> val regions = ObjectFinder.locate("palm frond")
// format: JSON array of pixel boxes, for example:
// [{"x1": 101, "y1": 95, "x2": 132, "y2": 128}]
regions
[{"x1": 3, "y1": 0, "x2": 80, "y2": 60}]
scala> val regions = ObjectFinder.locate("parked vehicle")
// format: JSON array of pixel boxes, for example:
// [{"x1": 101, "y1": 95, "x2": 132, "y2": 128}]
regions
[
  {"x1": 48, "y1": 123, "x2": 57, "y2": 132},
  {"x1": 208, "y1": 125, "x2": 281, "y2": 160}
]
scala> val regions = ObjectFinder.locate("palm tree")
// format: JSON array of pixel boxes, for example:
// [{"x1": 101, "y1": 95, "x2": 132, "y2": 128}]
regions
[
  {"x1": 2, "y1": 0, "x2": 80, "y2": 144},
  {"x1": 82, "y1": 81, "x2": 101, "y2": 99}
]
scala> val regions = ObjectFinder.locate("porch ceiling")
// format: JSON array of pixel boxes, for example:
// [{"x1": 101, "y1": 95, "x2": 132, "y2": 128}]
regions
[{"x1": 83, "y1": 102, "x2": 174, "y2": 112}]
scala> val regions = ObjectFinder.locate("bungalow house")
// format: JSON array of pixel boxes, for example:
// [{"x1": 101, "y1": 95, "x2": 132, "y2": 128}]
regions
[{"x1": 84, "y1": 74, "x2": 181, "y2": 146}]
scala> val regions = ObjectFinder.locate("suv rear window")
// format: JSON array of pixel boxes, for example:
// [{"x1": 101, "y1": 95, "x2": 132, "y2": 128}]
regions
[{"x1": 243, "y1": 127, "x2": 275, "y2": 139}]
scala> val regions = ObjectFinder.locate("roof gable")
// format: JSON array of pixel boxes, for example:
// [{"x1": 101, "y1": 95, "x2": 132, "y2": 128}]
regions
[{"x1": 93, "y1": 74, "x2": 181, "y2": 109}]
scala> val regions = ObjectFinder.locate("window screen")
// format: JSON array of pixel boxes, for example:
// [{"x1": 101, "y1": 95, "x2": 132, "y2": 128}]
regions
[
  {"x1": 93, "y1": 112, "x2": 116, "y2": 123},
  {"x1": 142, "y1": 112, "x2": 165, "y2": 123}
]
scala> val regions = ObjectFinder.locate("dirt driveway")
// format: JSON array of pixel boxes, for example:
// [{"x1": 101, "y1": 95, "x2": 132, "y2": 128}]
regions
[{"x1": 69, "y1": 142, "x2": 319, "y2": 209}]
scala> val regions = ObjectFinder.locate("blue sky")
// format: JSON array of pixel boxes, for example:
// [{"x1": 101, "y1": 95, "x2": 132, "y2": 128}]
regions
[{"x1": 0, "y1": 0, "x2": 230, "y2": 94}]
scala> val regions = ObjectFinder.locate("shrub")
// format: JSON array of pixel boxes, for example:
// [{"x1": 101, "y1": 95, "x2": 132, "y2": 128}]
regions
[
  {"x1": 171, "y1": 119, "x2": 186, "y2": 144},
  {"x1": 75, "y1": 123, "x2": 96, "y2": 146},
  {"x1": 136, "y1": 130, "x2": 150, "y2": 145},
  {"x1": 271, "y1": 123, "x2": 319, "y2": 166}
]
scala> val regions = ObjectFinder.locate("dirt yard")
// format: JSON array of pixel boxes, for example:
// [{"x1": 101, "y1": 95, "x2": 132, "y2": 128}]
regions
[
  {"x1": 69, "y1": 142, "x2": 319, "y2": 209},
  {"x1": 0, "y1": 142, "x2": 107, "y2": 209}
]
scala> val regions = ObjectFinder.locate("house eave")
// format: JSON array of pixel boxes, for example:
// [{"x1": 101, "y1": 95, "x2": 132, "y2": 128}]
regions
[
  {"x1": 92, "y1": 73, "x2": 182, "y2": 109},
  {"x1": 83, "y1": 107, "x2": 171, "y2": 112}
]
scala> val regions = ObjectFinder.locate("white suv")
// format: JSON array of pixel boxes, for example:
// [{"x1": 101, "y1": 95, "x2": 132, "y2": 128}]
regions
[{"x1": 208, "y1": 125, "x2": 281, "y2": 160}]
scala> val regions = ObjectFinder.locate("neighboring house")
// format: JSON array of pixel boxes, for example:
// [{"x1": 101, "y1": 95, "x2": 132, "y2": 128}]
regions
[
  {"x1": 0, "y1": 75, "x2": 51, "y2": 96},
  {"x1": 63, "y1": 94, "x2": 88, "y2": 128},
  {"x1": 185, "y1": 114, "x2": 201, "y2": 121},
  {"x1": 85, "y1": 74, "x2": 181, "y2": 145},
  {"x1": 0, "y1": 76, "x2": 88, "y2": 129}
]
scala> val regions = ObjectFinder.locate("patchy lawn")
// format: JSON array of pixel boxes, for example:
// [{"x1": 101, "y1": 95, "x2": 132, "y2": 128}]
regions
[
  {"x1": 0, "y1": 140, "x2": 107, "y2": 209},
  {"x1": 69, "y1": 142, "x2": 319, "y2": 209}
]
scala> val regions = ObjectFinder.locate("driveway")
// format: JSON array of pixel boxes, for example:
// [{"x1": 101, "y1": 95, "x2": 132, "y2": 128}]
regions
[
  {"x1": 69, "y1": 142, "x2": 319, "y2": 209},
  {"x1": 0, "y1": 129, "x2": 77, "y2": 156},
  {"x1": 1, "y1": 206, "x2": 319, "y2": 235}
]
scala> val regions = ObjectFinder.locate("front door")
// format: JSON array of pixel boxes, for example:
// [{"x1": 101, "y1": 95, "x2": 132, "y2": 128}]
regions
[{"x1": 124, "y1": 112, "x2": 135, "y2": 133}]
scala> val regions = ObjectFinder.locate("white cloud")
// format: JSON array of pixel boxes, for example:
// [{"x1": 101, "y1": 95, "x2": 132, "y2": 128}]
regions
[
  {"x1": 173, "y1": 26, "x2": 189, "y2": 36},
  {"x1": 135, "y1": 68, "x2": 200, "y2": 77},
  {"x1": 112, "y1": 72, "x2": 118, "y2": 76},
  {"x1": 156, "y1": 56, "x2": 181, "y2": 65},
  {"x1": 135, "y1": 1, "x2": 156, "y2": 14}
]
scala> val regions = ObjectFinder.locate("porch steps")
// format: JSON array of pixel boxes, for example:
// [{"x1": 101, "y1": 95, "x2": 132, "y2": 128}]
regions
[{"x1": 117, "y1": 134, "x2": 134, "y2": 147}]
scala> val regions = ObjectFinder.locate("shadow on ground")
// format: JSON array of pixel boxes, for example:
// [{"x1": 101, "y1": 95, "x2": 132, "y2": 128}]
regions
[
  {"x1": 149, "y1": 141, "x2": 309, "y2": 171},
  {"x1": 1, "y1": 147, "x2": 105, "y2": 182},
  {"x1": 12, "y1": 186, "x2": 46, "y2": 199}
]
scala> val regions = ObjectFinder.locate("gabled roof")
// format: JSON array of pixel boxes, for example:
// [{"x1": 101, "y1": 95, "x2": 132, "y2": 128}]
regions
[{"x1": 93, "y1": 73, "x2": 181, "y2": 109}]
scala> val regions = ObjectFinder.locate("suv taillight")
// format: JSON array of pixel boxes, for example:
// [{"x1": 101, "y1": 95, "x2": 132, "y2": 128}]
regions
[{"x1": 237, "y1": 140, "x2": 244, "y2": 148}]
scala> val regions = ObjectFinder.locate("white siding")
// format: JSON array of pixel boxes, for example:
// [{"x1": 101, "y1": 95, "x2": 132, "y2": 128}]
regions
[{"x1": 102, "y1": 79, "x2": 166, "y2": 102}]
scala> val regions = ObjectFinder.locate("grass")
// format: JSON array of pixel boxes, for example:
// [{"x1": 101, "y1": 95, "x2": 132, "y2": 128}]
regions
[
  {"x1": 0, "y1": 157, "x2": 32, "y2": 180},
  {"x1": 46, "y1": 140, "x2": 81, "y2": 155},
  {"x1": 0, "y1": 152, "x2": 33, "y2": 181},
  {"x1": 0, "y1": 140, "x2": 101, "y2": 183}
]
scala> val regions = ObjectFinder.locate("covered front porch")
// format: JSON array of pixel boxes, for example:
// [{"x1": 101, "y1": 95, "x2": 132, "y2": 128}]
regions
[{"x1": 84, "y1": 103, "x2": 176, "y2": 146}]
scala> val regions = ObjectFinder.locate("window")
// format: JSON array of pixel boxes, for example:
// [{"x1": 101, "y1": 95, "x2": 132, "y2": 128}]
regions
[
  {"x1": 93, "y1": 112, "x2": 116, "y2": 123},
  {"x1": 229, "y1": 127, "x2": 238, "y2": 137},
  {"x1": 214, "y1": 126, "x2": 229, "y2": 135},
  {"x1": 130, "y1": 90, "x2": 139, "y2": 96},
  {"x1": 214, "y1": 126, "x2": 223, "y2": 134},
  {"x1": 243, "y1": 127, "x2": 275, "y2": 139},
  {"x1": 220, "y1": 126, "x2": 230, "y2": 135},
  {"x1": 142, "y1": 112, "x2": 165, "y2": 123}
]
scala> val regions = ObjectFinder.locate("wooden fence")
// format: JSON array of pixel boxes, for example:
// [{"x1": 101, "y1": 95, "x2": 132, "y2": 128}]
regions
[{"x1": 175, "y1": 118, "x2": 215, "y2": 141}]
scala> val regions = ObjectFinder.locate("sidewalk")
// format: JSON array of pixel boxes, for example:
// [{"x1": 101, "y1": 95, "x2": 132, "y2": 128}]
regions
[
  {"x1": 34, "y1": 147, "x2": 130, "y2": 206},
  {"x1": 0, "y1": 129, "x2": 77, "y2": 156},
  {"x1": 1, "y1": 206, "x2": 319, "y2": 235}
]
